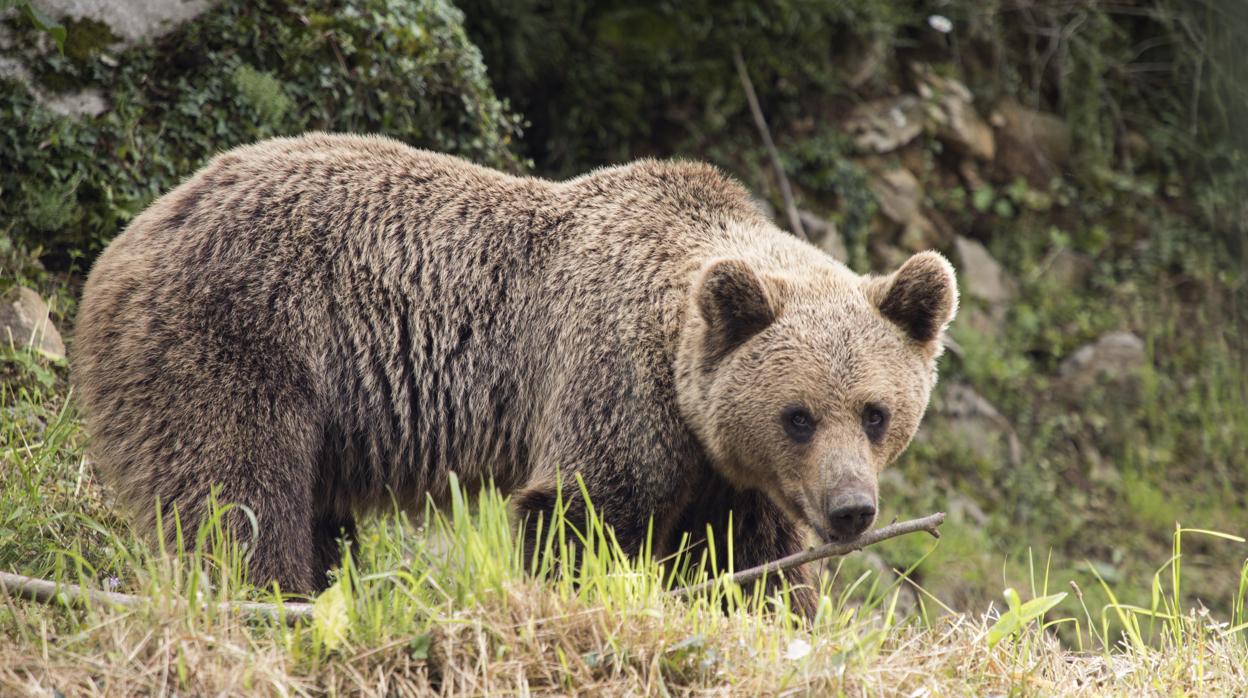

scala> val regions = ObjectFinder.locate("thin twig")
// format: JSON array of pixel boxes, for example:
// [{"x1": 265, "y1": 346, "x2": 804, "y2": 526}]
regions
[
  {"x1": 3, "y1": 513, "x2": 945, "y2": 621},
  {"x1": 670, "y1": 512, "x2": 946, "y2": 599},
  {"x1": 0, "y1": 571, "x2": 314, "y2": 625},
  {"x1": 732, "y1": 46, "x2": 807, "y2": 241}
]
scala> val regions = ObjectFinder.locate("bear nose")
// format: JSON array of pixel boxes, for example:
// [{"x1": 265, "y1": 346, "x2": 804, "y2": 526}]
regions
[{"x1": 826, "y1": 497, "x2": 876, "y2": 540}]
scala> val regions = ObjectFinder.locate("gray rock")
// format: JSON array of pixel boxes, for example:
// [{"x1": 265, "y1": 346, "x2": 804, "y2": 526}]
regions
[
  {"x1": 1046, "y1": 248, "x2": 1094, "y2": 288},
  {"x1": 953, "y1": 236, "x2": 1015, "y2": 306},
  {"x1": 958, "y1": 306, "x2": 1004, "y2": 340},
  {"x1": 937, "y1": 96, "x2": 995, "y2": 161},
  {"x1": 0, "y1": 54, "x2": 26, "y2": 83},
  {"x1": 1, "y1": 45, "x2": 107, "y2": 117},
  {"x1": 1057, "y1": 331, "x2": 1147, "y2": 400},
  {"x1": 0, "y1": 286, "x2": 66, "y2": 360},
  {"x1": 798, "y1": 209, "x2": 848, "y2": 263},
  {"x1": 32, "y1": 0, "x2": 216, "y2": 43},
  {"x1": 917, "y1": 67, "x2": 995, "y2": 161},
  {"x1": 869, "y1": 241, "x2": 910, "y2": 273},
  {"x1": 844, "y1": 95, "x2": 925, "y2": 154},
  {"x1": 0, "y1": 71, "x2": 107, "y2": 117},
  {"x1": 870, "y1": 168, "x2": 921, "y2": 226},
  {"x1": 992, "y1": 100, "x2": 1072, "y2": 186},
  {"x1": 41, "y1": 88, "x2": 108, "y2": 117},
  {"x1": 2, "y1": 405, "x2": 48, "y2": 439},
  {"x1": 844, "y1": 34, "x2": 888, "y2": 90},
  {"x1": 923, "y1": 381, "x2": 1022, "y2": 467},
  {"x1": 899, "y1": 213, "x2": 947, "y2": 253}
]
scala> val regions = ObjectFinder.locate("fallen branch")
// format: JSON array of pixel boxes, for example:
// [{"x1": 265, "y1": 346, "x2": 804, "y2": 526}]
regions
[
  {"x1": 670, "y1": 512, "x2": 946, "y2": 599},
  {"x1": 2, "y1": 513, "x2": 945, "y2": 622},
  {"x1": 732, "y1": 45, "x2": 808, "y2": 241},
  {"x1": 0, "y1": 570, "x2": 314, "y2": 625}
]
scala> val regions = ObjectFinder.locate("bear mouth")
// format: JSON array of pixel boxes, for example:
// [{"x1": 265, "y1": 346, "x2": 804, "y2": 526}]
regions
[{"x1": 771, "y1": 487, "x2": 845, "y2": 544}]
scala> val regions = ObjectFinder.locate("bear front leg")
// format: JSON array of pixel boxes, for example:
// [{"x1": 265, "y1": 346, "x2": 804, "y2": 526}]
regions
[
  {"x1": 670, "y1": 476, "x2": 819, "y2": 619},
  {"x1": 720, "y1": 489, "x2": 819, "y2": 620},
  {"x1": 513, "y1": 465, "x2": 669, "y2": 573},
  {"x1": 312, "y1": 512, "x2": 358, "y2": 590},
  {"x1": 158, "y1": 460, "x2": 321, "y2": 595},
  {"x1": 514, "y1": 359, "x2": 701, "y2": 572}
]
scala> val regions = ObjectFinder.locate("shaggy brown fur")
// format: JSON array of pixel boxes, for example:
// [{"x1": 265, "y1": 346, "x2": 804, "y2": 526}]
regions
[{"x1": 74, "y1": 133, "x2": 956, "y2": 610}]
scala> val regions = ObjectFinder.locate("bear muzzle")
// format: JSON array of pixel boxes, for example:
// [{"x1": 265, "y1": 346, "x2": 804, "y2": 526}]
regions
[{"x1": 824, "y1": 492, "x2": 877, "y2": 541}]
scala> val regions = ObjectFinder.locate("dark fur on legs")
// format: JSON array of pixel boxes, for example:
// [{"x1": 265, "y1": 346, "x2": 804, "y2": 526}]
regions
[{"x1": 667, "y1": 470, "x2": 819, "y2": 619}]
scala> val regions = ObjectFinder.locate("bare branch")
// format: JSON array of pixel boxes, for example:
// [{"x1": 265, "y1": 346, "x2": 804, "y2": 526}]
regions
[
  {"x1": 732, "y1": 46, "x2": 807, "y2": 241},
  {"x1": 670, "y1": 512, "x2": 946, "y2": 599},
  {"x1": 4, "y1": 513, "x2": 946, "y2": 622},
  {"x1": 0, "y1": 570, "x2": 314, "y2": 625}
]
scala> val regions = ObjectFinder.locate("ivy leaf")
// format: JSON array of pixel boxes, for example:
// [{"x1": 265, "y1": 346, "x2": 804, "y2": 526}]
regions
[
  {"x1": 312, "y1": 578, "x2": 351, "y2": 652},
  {"x1": 12, "y1": 0, "x2": 67, "y2": 52}
]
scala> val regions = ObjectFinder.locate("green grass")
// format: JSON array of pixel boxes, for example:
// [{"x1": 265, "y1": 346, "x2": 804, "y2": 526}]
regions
[{"x1": 2, "y1": 345, "x2": 1247, "y2": 695}]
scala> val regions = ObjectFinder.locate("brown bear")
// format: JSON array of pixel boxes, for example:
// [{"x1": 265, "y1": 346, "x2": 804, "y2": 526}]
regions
[{"x1": 74, "y1": 133, "x2": 956, "y2": 612}]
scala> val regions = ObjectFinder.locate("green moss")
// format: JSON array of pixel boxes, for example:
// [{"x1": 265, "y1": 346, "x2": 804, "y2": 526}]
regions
[{"x1": 63, "y1": 18, "x2": 118, "y2": 62}]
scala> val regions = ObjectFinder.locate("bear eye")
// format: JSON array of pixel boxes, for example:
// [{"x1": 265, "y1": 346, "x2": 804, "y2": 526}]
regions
[
  {"x1": 862, "y1": 404, "x2": 890, "y2": 443},
  {"x1": 782, "y1": 406, "x2": 816, "y2": 444}
]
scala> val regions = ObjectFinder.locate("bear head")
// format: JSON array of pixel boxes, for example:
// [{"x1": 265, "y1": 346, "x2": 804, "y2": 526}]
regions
[{"x1": 677, "y1": 249, "x2": 958, "y2": 542}]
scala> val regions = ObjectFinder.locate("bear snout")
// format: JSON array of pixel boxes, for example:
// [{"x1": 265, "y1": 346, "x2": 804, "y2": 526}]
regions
[{"x1": 824, "y1": 493, "x2": 876, "y2": 541}]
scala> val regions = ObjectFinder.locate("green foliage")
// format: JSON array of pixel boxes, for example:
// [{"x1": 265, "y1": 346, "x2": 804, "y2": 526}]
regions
[
  {"x1": 2, "y1": 0, "x2": 66, "y2": 50},
  {"x1": 462, "y1": 1, "x2": 1246, "y2": 248},
  {"x1": 785, "y1": 130, "x2": 877, "y2": 271},
  {"x1": 230, "y1": 65, "x2": 292, "y2": 127},
  {"x1": 1, "y1": 0, "x2": 524, "y2": 261},
  {"x1": 460, "y1": 0, "x2": 913, "y2": 174}
]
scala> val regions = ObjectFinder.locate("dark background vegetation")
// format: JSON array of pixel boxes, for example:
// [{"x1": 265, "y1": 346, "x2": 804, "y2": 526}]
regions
[{"x1": 3, "y1": 0, "x2": 1246, "y2": 617}]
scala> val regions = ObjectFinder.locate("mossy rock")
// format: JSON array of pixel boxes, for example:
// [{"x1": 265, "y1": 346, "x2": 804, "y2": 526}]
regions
[{"x1": 2, "y1": 0, "x2": 524, "y2": 265}]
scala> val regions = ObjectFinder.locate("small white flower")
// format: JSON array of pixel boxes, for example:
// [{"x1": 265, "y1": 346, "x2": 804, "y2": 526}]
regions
[
  {"x1": 784, "y1": 638, "x2": 812, "y2": 660},
  {"x1": 928, "y1": 14, "x2": 953, "y2": 34}
]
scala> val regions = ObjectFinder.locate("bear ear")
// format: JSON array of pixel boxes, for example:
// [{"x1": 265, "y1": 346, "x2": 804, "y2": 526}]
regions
[
  {"x1": 866, "y1": 251, "x2": 959, "y2": 344},
  {"x1": 695, "y1": 258, "x2": 778, "y2": 359}
]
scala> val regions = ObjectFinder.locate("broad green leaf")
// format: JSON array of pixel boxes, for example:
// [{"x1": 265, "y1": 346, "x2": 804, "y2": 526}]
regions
[
  {"x1": 313, "y1": 579, "x2": 351, "y2": 652},
  {"x1": 987, "y1": 590, "x2": 1067, "y2": 648},
  {"x1": 17, "y1": 1, "x2": 66, "y2": 51}
]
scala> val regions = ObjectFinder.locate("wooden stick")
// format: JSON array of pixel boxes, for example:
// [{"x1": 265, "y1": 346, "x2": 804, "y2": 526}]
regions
[
  {"x1": 2, "y1": 513, "x2": 945, "y2": 621},
  {"x1": 0, "y1": 570, "x2": 314, "y2": 625},
  {"x1": 670, "y1": 512, "x2": 946, "y2": 599},
  {"x1": 732, "y1": 45, "x2": 808, "y2": 241}
]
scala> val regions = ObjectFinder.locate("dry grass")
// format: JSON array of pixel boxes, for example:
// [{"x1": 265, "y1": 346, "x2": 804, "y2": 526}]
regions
[{"x1": 2, "y1": 577, "x2": 1247, "y2": 696}]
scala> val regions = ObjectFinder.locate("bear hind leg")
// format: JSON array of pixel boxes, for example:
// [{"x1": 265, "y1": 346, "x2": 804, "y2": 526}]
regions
[{"x1": 145, "y1": 394, "x2": 325, "y2": 595}]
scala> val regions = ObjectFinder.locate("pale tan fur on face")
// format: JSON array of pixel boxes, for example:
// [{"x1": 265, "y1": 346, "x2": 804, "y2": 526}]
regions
[{"x1": 676, "y1": 227, "x2": 957, "y2": 540}]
